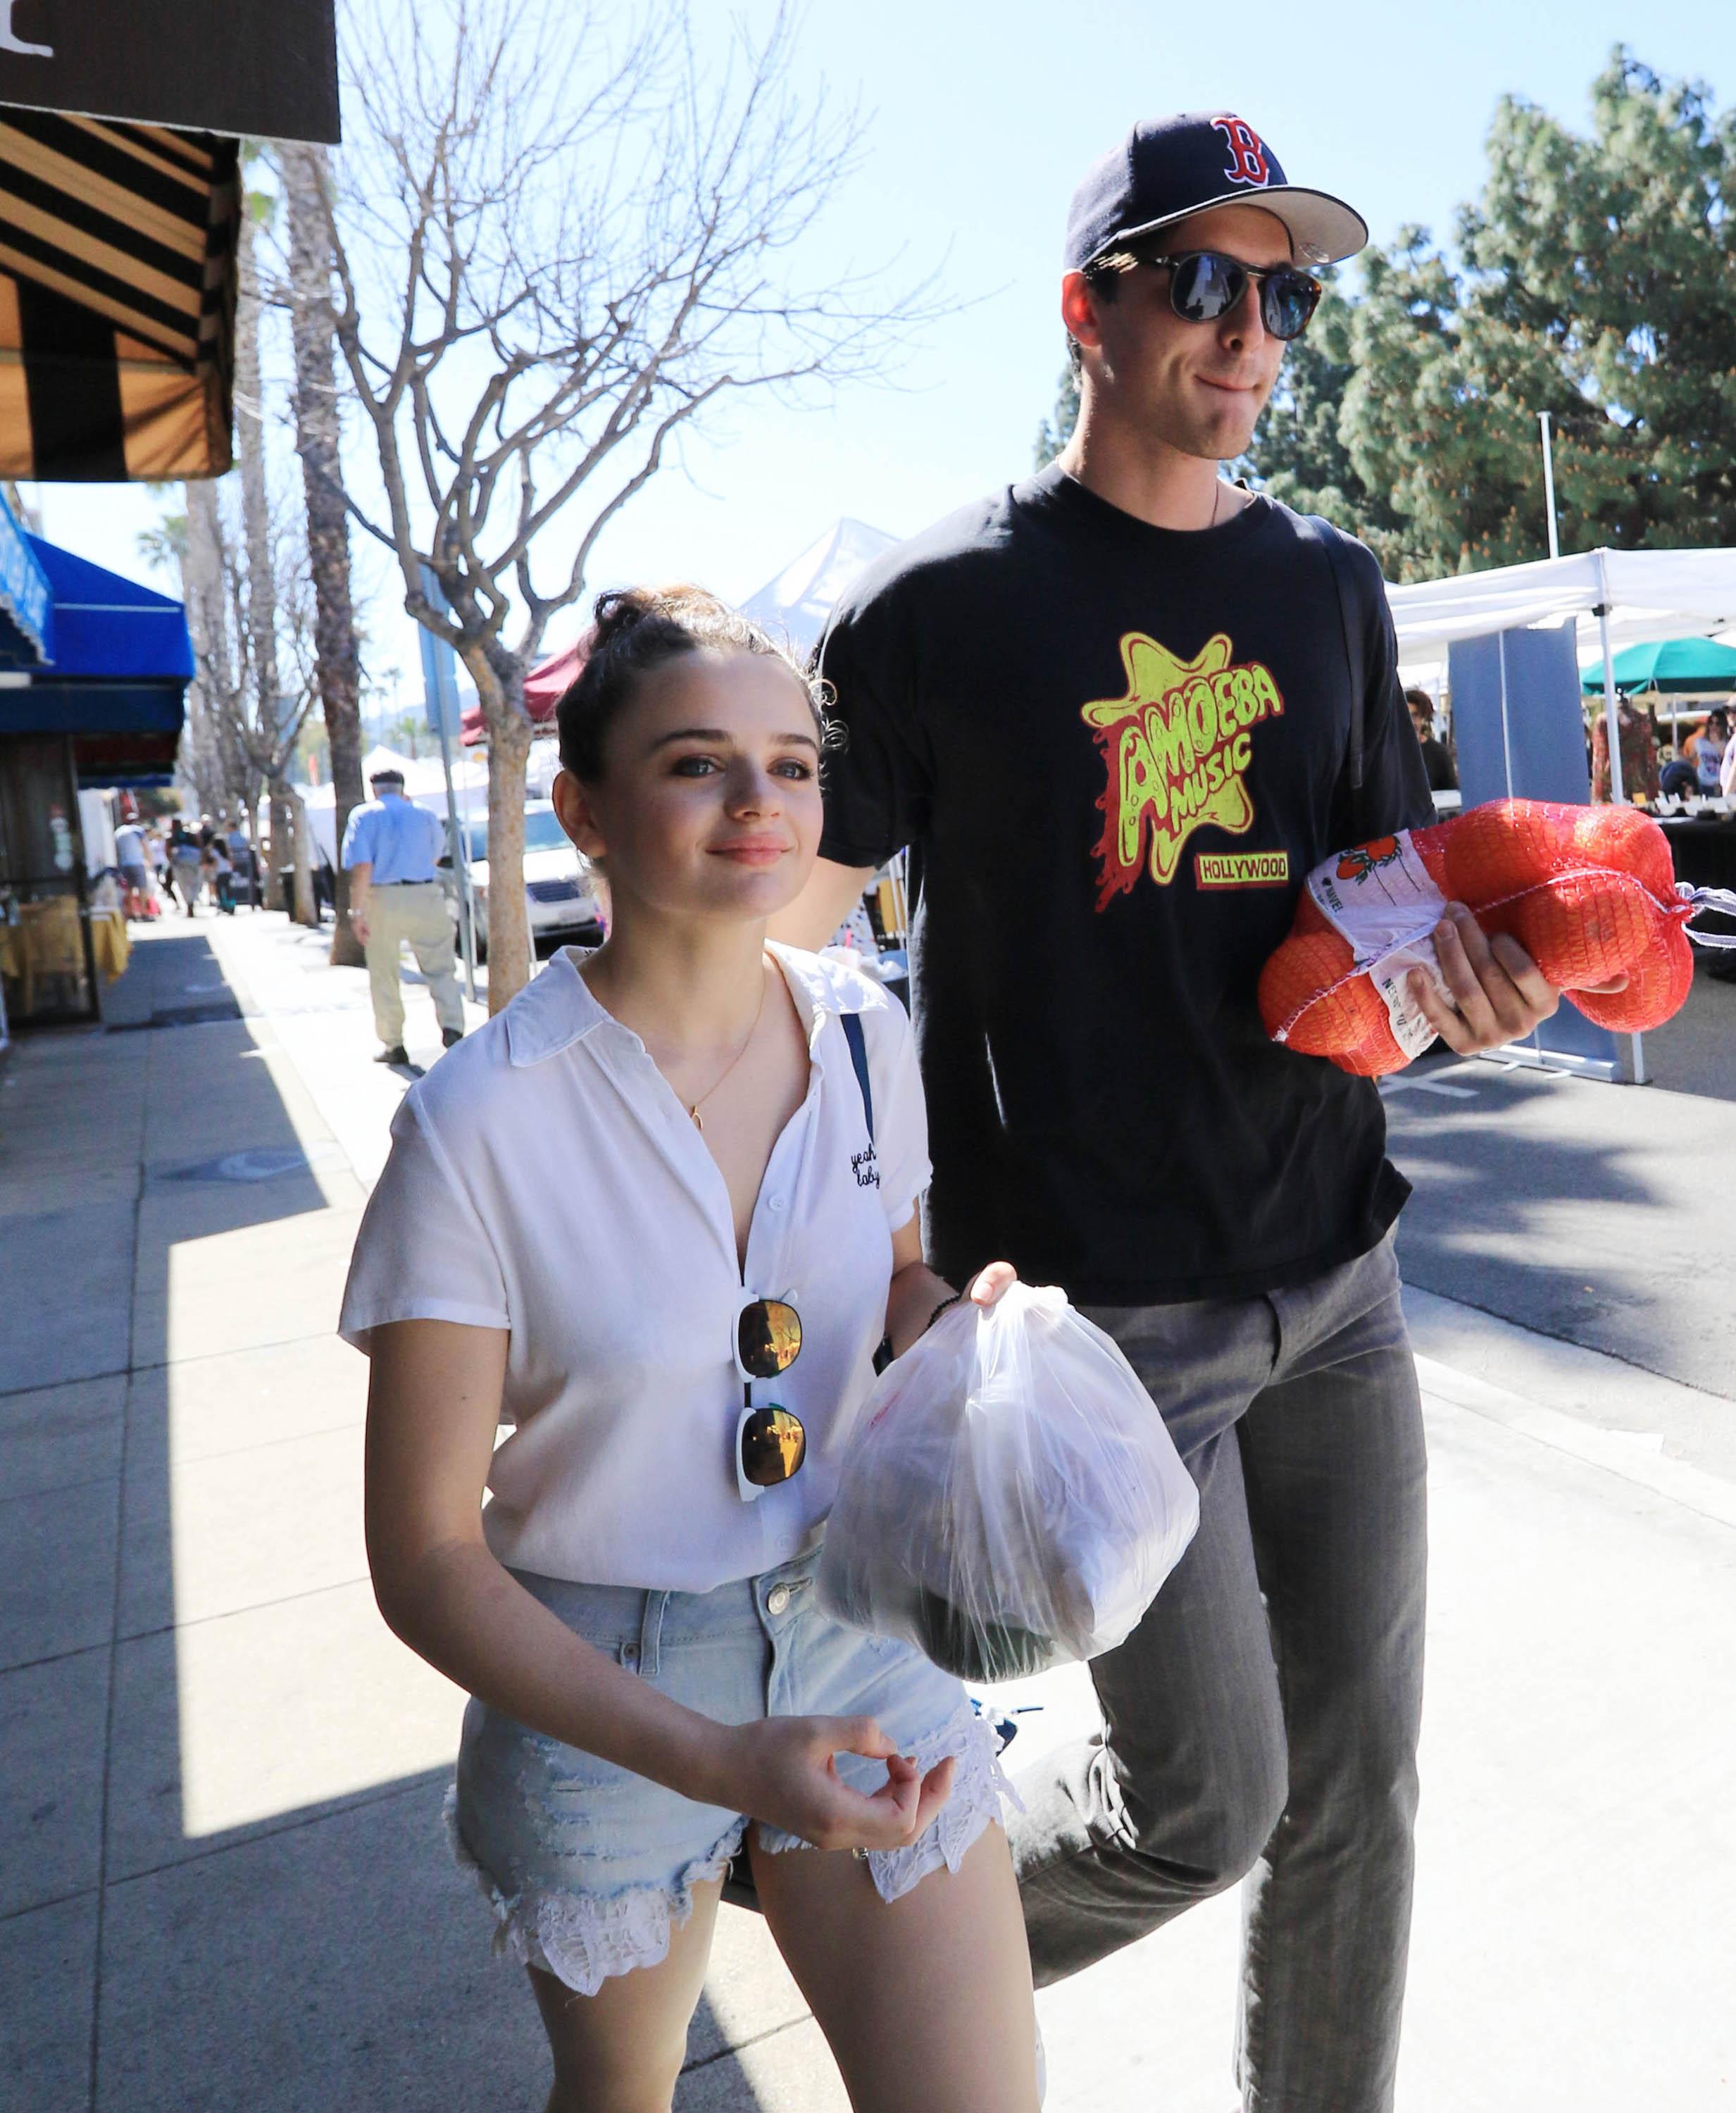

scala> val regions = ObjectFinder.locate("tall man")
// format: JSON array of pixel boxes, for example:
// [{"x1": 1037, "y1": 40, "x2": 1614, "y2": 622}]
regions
[
  {"x1": 778, "y1": 114, "x2": 1611, "y2": 2112},
  {"x1": 342, "y1": 766, "x2": 466, "y2": 1064}
]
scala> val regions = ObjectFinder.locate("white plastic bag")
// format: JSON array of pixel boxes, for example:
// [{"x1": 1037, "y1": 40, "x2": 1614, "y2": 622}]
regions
[{"x1": 818, "y1": 1283, "x2": 1199, "y2": 1681}]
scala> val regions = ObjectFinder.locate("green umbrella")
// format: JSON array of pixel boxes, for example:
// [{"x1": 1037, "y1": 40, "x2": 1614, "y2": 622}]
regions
[{"x1": 1580, "y1": 637, "x2": 1736, "y2": 695}]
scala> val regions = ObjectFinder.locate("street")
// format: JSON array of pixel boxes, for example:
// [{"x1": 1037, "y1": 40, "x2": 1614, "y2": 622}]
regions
[
  {"x1": 1387, "y1": 968, "x2": 1736, "y2": 1442},
  {"x1": 2, "y1": 915, "x2": 1733, "y2": 2112}
]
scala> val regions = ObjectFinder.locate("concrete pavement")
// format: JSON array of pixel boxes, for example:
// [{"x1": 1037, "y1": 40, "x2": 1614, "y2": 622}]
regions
[
  {"x1": 1389, "y1": 964, "x2": 1736, "y2": 1409},
  {"x1": 3, "y1": 908, "x2": 1732, "y2": 2111}
]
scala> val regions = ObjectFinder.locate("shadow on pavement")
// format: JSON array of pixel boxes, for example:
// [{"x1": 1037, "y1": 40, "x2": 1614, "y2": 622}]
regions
[
  {"x1": 1387, "y1": 1040, "x2": 1736, "y2": 1402},
  {"x1": 1637, "y1": 959, "x2": 1736, "y2": 1104}
]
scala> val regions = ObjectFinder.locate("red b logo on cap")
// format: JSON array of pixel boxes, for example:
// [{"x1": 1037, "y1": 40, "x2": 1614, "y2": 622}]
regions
[{"x1": 1213, "y1": 116, "x2": 1271, "y2": 187}]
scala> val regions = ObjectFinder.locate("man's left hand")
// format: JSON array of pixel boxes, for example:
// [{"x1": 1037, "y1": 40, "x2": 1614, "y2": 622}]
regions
[{"x1": 1407, "y1": 901, "x2": 1627, "y2": 1057}]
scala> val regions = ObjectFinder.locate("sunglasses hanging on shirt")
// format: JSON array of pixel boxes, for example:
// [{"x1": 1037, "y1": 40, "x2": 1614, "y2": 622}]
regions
[
  {"x1": 1136, "y1": 249, "x2": 1323, "y2": 342},
  {"x1": 733, "y1": 1296, "x2": 806, "y2": 1502}
]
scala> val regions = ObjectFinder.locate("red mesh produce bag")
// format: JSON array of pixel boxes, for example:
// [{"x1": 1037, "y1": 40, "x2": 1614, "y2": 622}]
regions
[{"x1": 1258, "y1": 799, "x2": 1735, "y2": 1078}]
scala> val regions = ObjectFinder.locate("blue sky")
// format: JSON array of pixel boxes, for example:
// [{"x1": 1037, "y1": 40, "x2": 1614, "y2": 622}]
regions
[{"x1": 19, "y1": 0, "x2": 1736, "y2": 707}]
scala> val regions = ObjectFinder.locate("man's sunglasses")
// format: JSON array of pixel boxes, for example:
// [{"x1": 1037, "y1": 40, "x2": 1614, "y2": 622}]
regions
[
  {"x1": 734, "y1": 1296, "x2": 806, "y2": 1503},
  {"x1": 1139, "y1": 249, "x2": 1322, "y2": 342}
]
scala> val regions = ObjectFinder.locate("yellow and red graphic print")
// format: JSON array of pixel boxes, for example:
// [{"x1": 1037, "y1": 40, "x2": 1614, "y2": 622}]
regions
[{"x1": 1082, "y1": 631, "x2": 1285, "y2": 907}]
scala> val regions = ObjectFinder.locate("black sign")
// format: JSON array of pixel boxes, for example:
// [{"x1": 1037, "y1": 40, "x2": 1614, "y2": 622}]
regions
[{"x1": 0, "y1": 0, "x2": 339, "y2": 144}]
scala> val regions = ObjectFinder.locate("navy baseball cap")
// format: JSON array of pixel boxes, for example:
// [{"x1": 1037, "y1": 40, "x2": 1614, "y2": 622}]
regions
[{"x1": 1066, "y1": 113, "x2": 1368, "y2": 272}]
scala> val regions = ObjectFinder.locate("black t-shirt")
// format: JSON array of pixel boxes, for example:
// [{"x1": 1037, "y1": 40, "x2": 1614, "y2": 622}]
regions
[
  {"x1": 1418, "y1": 735, "x2": 1458, "y2": 791},
  {"x1": 816, "y1": 465, "x2": 1436, "y2": 1304}
]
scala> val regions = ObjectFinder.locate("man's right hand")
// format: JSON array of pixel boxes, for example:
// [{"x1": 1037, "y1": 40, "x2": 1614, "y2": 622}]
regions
[{"x1": 350, "y1": 907, "x2": 370, "y2": 944}]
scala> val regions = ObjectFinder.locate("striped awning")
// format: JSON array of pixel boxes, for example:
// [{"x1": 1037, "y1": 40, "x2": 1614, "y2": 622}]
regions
[{"x1": 0, "y1": 111, "x2": 238, "y2": 480}]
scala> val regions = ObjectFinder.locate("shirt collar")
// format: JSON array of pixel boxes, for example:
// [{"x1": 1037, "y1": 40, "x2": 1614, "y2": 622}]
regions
[{"x1": 505, "y1": 942, "x2": 878, "y2": 1068}]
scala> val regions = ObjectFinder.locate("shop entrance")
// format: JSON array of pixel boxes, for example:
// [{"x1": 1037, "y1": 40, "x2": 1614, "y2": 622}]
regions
[{"x1": 0, "y1": 731, "x2": 97, "y2": 1028}]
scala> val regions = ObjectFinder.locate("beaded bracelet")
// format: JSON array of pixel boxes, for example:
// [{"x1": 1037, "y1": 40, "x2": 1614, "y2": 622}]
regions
[{"x1": 926, "y1": 1290, "x2": 966, "y2": 1334}]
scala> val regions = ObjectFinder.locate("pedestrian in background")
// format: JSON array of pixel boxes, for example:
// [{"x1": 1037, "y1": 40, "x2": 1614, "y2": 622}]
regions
[
  {"x1": 341, "y1": 766, "x2": 466, "y2": 1064},
  {"x1": 1592, "y1": 695, "x2": 1661, "y2": 804},
  {"x1": 166, "y1": 818, "x2": 203, "y2": 916},
  {"x1": 1686, "y1": 706, "x2": 1730, "y2": 795},
  {"x1": 1405, "y1": 686, "x2": 1457, "y2": 791},
  {"x1": 144, "y1": 825, "x2": 168, "y2": 911},
  {"x1": 205, "y1": 833, "x2": 236, "y2": 916},
  {"x1": 225, "y1": 818, "x2": 255, "y2": 907},
  {"x1": 113, "y1": 818, "x2": 150, "y2": 919}
]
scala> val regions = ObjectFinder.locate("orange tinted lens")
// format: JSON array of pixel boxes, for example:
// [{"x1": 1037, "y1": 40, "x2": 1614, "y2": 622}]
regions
[
  {"x1": 738, "y1": 1299, "x2": 803, "y2": 1378},
  {"x1": 740, "y1": 1406, "x2": 806, "y2": 1487}
]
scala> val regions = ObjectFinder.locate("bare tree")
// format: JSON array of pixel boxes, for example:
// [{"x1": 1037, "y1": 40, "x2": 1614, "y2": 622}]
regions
[
  {"x1": 233, "y1": 177, "x2": 323, "y2": 926},
  {"x1": 277, "y1": 139, "x2": 368, "y2": 967},
  {"x1": 316, "y1": 0, "x2": 934, "y2": 1006},
  {"x1": 175, "y1": 486, "x2": 246, "y2": 822},
  {"x1": 183, "y1": 482, "x2": 322, "y2": 916}
]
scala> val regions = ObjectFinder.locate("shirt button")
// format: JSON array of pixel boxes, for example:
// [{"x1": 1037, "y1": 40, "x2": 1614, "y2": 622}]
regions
[
  {"x1": 767, "y1": 1196, "x2": 787, "y2": 1214},
  {"x1": 766, "y1": 1584, "x2": 792, "y2": 1616}
]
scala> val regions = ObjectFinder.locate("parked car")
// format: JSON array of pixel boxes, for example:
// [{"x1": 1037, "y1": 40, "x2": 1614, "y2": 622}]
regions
[{"x1": 447, "y1": 801, "x2": 604, "y2": 959}]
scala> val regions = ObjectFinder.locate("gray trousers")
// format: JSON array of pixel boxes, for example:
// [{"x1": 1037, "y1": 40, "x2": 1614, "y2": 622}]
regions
[{"x1": 1011, "y1": 1232, "x2": 1425, "y2": 2113}]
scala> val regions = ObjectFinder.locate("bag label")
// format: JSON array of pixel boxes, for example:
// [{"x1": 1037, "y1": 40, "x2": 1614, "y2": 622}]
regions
[{"x1": 1306, "y1": 831, "x2": 1449, "y2": 1062}]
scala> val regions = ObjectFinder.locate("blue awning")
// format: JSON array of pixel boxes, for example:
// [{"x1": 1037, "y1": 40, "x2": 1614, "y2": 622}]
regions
[
  {"x1": 23, "y1": 535, "x2": 194, "y2": 683},
  {"x1": 0, "y1": 522, "x2": 192, "y2": 782},
  {"x1": 0, "y1": 488, "x2": 54, "y2": 668}
]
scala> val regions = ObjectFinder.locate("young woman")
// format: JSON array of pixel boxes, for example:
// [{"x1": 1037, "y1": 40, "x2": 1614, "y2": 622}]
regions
[
  {"x1": 342, "y1": 587, "x2": 1040, "y2": 2113},
  {"x1": 1687, "y1": 707, "x2": 1730, "y2": 797}
]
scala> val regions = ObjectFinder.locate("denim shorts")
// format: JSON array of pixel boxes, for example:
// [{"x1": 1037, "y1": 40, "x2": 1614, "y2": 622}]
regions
[{"x1": 447, "y1": 1547, "x2": 1014, "y2": 1996}]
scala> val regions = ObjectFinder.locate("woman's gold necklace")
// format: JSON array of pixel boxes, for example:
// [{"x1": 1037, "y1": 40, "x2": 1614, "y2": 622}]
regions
[{"x1": 686, "y1": 966, "x2": 769, "y2": 1131}]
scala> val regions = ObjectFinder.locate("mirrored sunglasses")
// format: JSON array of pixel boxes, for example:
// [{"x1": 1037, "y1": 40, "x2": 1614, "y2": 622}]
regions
[
  {"x1": 734, "y1": 1297, "x2": 806, "y2": 1502},
  {"x1": 1142, "y1": 249, "x2": 1322, "y2": 342}
]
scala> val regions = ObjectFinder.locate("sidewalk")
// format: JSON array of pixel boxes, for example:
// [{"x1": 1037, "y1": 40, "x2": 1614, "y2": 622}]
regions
[{"x1": 3, "y1": 910, "x2": 1732, "y2": 2111}]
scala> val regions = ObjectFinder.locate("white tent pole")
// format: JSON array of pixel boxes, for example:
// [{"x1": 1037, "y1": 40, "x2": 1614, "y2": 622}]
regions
[
  {"x1": 1594, "y1": 549, "x2": 1626, "y2": 805},
  {"x1": 1593, "y1": 549, "x2": 1646, "y2": 1083},
  {"x1": 1540, "y1": 413, "x2": 1561, "y2": 560}
]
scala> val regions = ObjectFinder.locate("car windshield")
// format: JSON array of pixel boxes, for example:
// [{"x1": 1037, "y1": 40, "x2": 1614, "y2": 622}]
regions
[{"x1": 465, "y1": 809, "x2": 570, "y2": 862}]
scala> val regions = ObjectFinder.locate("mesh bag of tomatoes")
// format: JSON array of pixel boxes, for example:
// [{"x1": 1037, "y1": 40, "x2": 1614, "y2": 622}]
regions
[{"x1": 1257, "y1": 799, "x2": 1697, "y2": 1078}]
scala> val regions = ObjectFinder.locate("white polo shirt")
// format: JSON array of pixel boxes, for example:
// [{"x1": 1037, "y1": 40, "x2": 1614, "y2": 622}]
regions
[{"x1": 339, "y1": 944, "x2": 930, "y2": 1592}]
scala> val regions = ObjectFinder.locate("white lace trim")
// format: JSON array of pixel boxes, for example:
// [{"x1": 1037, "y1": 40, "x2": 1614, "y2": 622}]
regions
[
  {"x1": 443, "y1": 1783, "x2": 747, "y2": 1997},
  {"x1": 756, "y1": 1704, "x2": 1023, "y2": 1905}
]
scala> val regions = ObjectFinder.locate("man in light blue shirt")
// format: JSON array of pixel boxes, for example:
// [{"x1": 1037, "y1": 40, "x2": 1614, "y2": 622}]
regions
[{"x1": 341, "y1": 767, "x2": 465, "y2": 1064}]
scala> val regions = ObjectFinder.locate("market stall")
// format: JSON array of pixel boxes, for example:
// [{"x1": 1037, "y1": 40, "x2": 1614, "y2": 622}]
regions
[
  {"x1": 0, "y1": 490, "x2": 192, "y2": 1027},
  {"x1": 1387, "y1": 546, "x2": 1736, "y2": 1080},
  {"x1": 1389, "y1": 544, "x2": 1736, "y2": 825}
]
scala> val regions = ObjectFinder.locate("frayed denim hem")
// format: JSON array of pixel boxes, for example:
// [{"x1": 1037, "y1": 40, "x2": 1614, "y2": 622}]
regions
[{"x1": 444, "y1": 1782, "x2": 747, "y2": 1997}]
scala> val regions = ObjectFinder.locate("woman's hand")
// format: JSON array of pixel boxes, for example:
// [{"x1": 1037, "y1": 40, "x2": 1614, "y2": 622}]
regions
[
  {"x1": 705, "y1": 1715, "x2": 956, "y2": 1852},
  {"x1": 885, "y1": 1216, "x2": 1023, "y2": 1359},
  {"x1": 963, "y1": 1261, "x2": 1018, "y2": 1309}
]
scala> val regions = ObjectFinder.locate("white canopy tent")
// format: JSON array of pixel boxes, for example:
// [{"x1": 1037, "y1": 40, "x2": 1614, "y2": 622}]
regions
[
  {"x1": 1392, "y1": 549, "x2": 1736, "y2": 767},
  {"x1": 1389, "y1": 547, "x2": 1736, "y2": 662},
  {"x1": 740, "y1": 518, "x2": 897, "y2": 660},
  {"x1": 1389, "y1": 544, "x2": 1736, "y2": 806}
]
